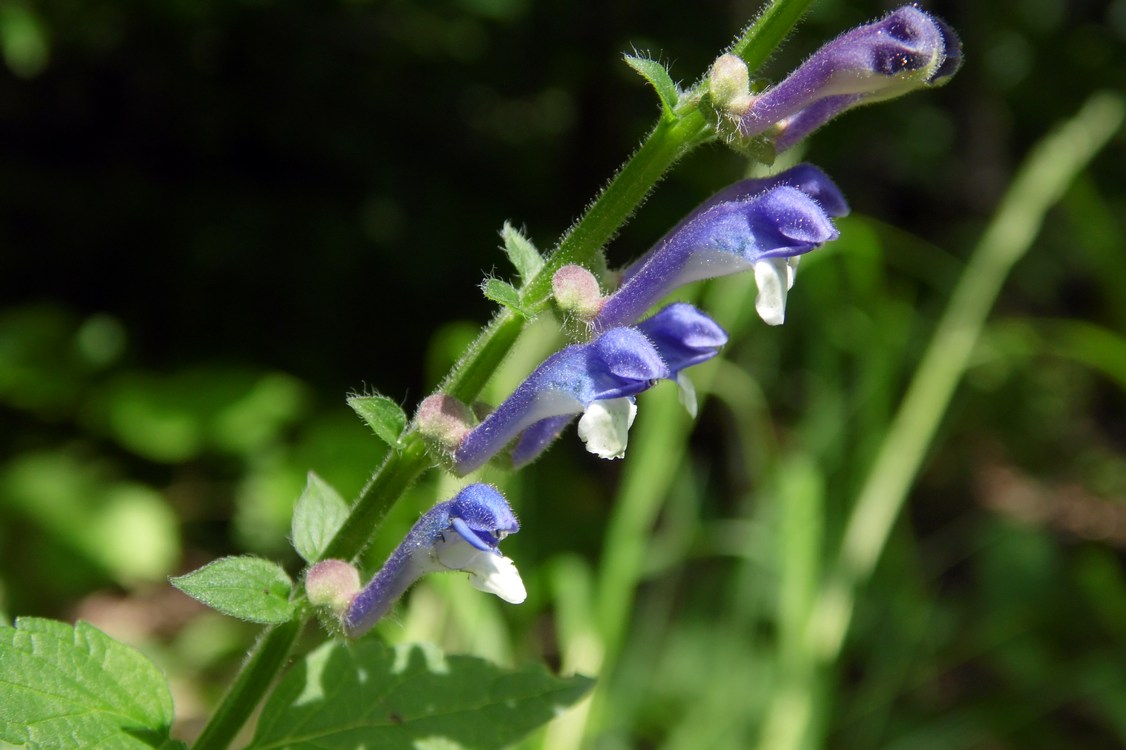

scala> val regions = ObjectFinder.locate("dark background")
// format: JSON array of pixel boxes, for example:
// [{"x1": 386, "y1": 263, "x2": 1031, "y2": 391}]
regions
[{"x1": 9, "y1": 0, "x2": 1114, "y2": 397}]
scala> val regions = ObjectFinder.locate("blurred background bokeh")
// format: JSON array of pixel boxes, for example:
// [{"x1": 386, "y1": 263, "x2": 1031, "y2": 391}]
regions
[{"x1": 2, "y1": 0, "x2": 1124, "y2": 747}]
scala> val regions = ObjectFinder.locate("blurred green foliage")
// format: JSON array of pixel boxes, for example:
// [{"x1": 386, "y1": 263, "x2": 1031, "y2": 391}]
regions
[{"x1": 1, "y1": 0, "x2": 1125, "y2": 748}]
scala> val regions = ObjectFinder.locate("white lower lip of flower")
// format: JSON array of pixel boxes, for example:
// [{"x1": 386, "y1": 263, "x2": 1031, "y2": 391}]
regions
[
  {"x1": 577, "y1": 397, "x2": 637, "y2": 460},
  {"x1": 428, "y1": 532, "x2": 527, "y2": 604},
  {"x1": 753, "y1": 257, "x2": 792, "y2": 326},
  {"x1": 467, "y1": 553, "x2": 527, "y2": 604},
  {"x1": 676, "y1": 372, "x2": 698, "y2": 419}
]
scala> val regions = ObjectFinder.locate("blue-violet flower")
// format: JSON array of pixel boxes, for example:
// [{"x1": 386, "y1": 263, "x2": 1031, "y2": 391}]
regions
[
  {"x1": 594, "y1": 164, "x2": 846, "y2": 330},
  {"x1": 634, "y1": 301, "x2": 728, "y2": 418},
  {"x1": 453, "y1": 303, "x2": 726, "y2": 473},
  {"x1": 454, "y1": 326, "x2": 667, "y2": 473},
  {"x1": 342, "y1": 483, "x2": 524, "y2": 637},
  {"x1": 739, "y1": 5, "x2": 962, "y2": 150}
]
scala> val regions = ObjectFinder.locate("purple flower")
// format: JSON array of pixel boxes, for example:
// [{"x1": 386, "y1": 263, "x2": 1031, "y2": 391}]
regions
[
  {"x1": 635, "y1": 302, "x2": 729, "y2": 417},
  {"x1": 453, "y1": 326, "x2": 668, "y2": 474},
  {"x1": 452, "y1": 304, "x2": 727, "y2": 473},
  {"x1": 692, "y1": 163, "x2": 850, "y2": 218},
  {"x1": 594, "y1": 164, "x2": 846, "y2": 330},
  {"x1": 343, "y1": 483, "x2": 524, "y2": 637},
  {"x1": 739, "y1": 6, "x2": 962, "y2": 150}
]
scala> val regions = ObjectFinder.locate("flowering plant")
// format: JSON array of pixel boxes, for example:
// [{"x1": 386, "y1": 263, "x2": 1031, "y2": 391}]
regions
[{"x1": 33, "y1": 4, "x2": 1126, "y2": 750}]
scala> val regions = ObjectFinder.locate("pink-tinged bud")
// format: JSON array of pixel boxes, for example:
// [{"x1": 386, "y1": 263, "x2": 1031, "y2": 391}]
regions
[
  {"x1": 552, "y1": 264, "x2": 605, "y2": 320},
  {"x1": 415, "y1": 394, "x2": 475, "y2": 452},
  {"x1": 305, "y1": 559, "x2": 361, "y2": 616}
]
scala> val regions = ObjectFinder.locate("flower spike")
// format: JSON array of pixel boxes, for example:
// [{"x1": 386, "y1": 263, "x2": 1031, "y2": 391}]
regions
[
  {"x1": 342, "y1": 483, "x2": 524, "y2": 638},
  {"x1": 739, "y1": 6, "x2": 962, "y2": 149},
  {"x1": 595, "y1": 166, "x2": 844, "y2": 329}
]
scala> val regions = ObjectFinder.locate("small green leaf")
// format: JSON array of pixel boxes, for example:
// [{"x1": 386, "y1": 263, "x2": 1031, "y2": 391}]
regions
[
  {"x1": 624, "y1": 55, "x2": 679, "y2": 119},
  {"x1": 347, "y1": 394, "x2": 407, "y2": 447},
  {"x1": 500, "y1": 221, "x2": 544, "y2": 283},
  {"x1": 249, "y1": 639, "x2": 594, "y2": 750},
  {"x1": 482, "y1": 278, "x2": 532, "y2": 319},
  {"x1": 291, "y1": 471, "x2": 350, "y2": 563},
  {"x1": 170, "y1": 556, "x2": 295, "y2": 624},
  {"x1": 0, "y1": 617, "x2": 175, "y2": 749}
]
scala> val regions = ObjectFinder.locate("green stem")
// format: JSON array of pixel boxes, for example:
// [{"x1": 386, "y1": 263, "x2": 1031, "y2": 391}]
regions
[
  {"x1": 806, "y1": 91, "x2": 1124, "y2": 665},
  {"x1": 444, "y1": 311, "x2": 526, "y2": 402},
  {"x1": 191, "y1": 617, "x2": 305, "y2": 750},
  {"x1": 522, "y1": 111, "x2": 711, "y2": 306},
  {"x1": 320, "y1": 435, "x2": 432, "y2": 563},
  {"x1": 732, "y1": 0, "x2": 818, "y2": 73}
]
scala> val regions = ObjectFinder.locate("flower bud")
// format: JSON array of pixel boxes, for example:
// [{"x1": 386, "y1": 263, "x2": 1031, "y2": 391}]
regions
[
  {"x1": 415, "y1": 394, "x2": 475, "y2": 453},
  {"x1": 739, "y1": 6, "x2": 962, "y2": 148},
  {"x1": 305, "y1": 559, "x2": 361, "y2": 616},
  {"x1": 552, "y1": 264, "x2": 605, "y2": 320},
  {"x1": 709, "y1": 53, "x2": 753, "y2": 117}
]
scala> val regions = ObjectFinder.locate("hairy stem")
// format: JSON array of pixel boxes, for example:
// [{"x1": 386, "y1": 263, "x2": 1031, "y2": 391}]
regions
[
  {"x1": 191, "y1": 617, "x2": 305, "y2": 750},
  {"x1": 732, "y1": 0, "x2": 818, "y2": 73}
]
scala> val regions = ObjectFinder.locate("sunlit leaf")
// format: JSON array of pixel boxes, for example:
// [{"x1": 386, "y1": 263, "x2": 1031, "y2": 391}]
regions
[
  {"x1": 0, "y1": 618, "x2": 178, "y2": 749},
  {"x1": 291, "y1": 471, "x2": 350, "y2": 563},
  {"x1": 347, "y1": 394, "x2": 407, "y2": 447},
  {"x1": 171, "y1": 556, "x2": 294, "y2": 624},
  {"x1": 500, "y1": 221, "x2": 544, "y2": 284},
  {"x1": 249, "y1": 639, "x2": 593, "y2": 749}
]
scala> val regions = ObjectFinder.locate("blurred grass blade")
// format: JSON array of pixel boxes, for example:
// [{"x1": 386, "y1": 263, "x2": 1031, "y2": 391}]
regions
[
  {"x1": 991, "y1": 317, "x2": 1126, "y2": 392},
  {"x1": 808, "y1": 91, "x2": 1125, "y2": 664}
]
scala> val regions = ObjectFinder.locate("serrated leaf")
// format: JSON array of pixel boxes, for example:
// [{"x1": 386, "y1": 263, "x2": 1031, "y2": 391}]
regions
[
  {"x1": 249, "y1": 639, "x2": 593, "y2": 750},
  {"x1": 291, "y1": 471, "x2": 351, "y2": 563},
  {"x1": 170, "y1": 555, "x2": 294, "y2": 624},
  {"x1": 624, "y1": 55, "x2": 679, "y2": 119},
  {"x1": 347, "y1": 394, "x2": 407, "y2": 447},
  {"x1": 482, "y1": 278, "x2": 531, "y2": 319},
  {"x1": 500, "y1": 221, "x2": 544, "y2": 283},
  {"x1": 0, "y1": 617, "x2": 174, "y2": 749}
]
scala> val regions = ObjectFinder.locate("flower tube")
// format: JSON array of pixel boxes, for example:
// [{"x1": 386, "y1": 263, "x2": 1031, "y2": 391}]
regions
[
  {"x1": 452, "y1": 304, "x2": 726, "y2": 472},
  {"x1": 340, "y1": 483, "x2": 525, "y2": 637},
  {"x1": 739, "y1": 6, "x2": 962, "y2": 148},
  {"x1": 595, "y1": 167, "x2": 845, "y2": 329},
  {"x1": 453, "y1": 327, "x2": 669, "y2": 474}
]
